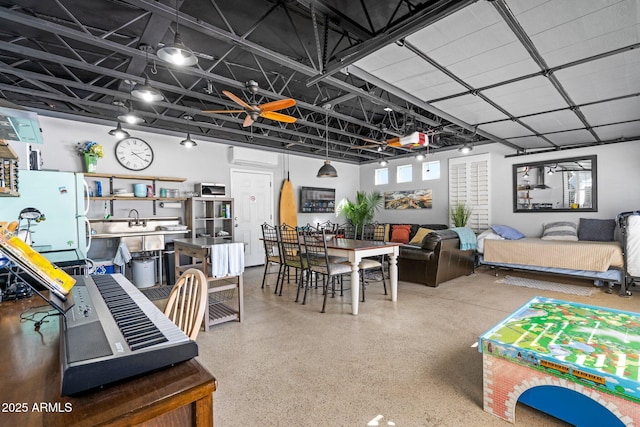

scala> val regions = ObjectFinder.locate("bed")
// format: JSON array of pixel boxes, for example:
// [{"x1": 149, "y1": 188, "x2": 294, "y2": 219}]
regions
[{"x1": 478, "y1": 237, "x2": 625, "y2": 295}]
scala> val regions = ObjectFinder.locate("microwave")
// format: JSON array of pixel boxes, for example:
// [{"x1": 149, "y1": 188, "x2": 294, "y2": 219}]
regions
[{"x1": 195, "y1": 183, "x2": 226, "y2": 197}]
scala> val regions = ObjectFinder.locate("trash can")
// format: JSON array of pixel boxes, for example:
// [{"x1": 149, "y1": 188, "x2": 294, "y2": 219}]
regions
[
  {"x1": 131, "y1": 258, "x2": 155, "y2": 288},
  {"x1": 163, "y1": 242, "x2": 190, "y2": 286}
]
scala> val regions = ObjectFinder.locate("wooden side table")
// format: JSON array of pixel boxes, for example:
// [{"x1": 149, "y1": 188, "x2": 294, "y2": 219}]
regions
[{"x1": 173, "y1": 237, "x2": 244, "y2": 330}]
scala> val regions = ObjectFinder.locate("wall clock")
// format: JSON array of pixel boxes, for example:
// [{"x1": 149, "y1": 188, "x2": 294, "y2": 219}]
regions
[{"x1": 115, "y1": 137, "x2": 154, "y2": 171}]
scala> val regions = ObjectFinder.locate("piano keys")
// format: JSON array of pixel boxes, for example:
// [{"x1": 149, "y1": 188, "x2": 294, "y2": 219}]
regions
[{"x1": 60, "y1": 274, "x2": 198, "y2": 396}]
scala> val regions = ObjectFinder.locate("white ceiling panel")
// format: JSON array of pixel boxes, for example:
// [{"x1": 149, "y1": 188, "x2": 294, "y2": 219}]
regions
[
  {"x1": 354, "y1": 43, "x2": 415, "y2": 73},
  {"x1": 580, "y1": 96, "x2": 640, "y2": 126},
  {"x1": 478, "y1": 121, "x2": 532, "y2": 139},
  {"x1": 482, "y1": 75, "x2": 568, "y2": 117},
  {"x1": 404, "y1": 78, "x2": 468, "y2": 101},
  {"x1": 593, "y1": 121, "x2": 640, "y2": 140},
  {"x1": 433, "y1": 94, "x2": 508, "y2": 124},
  {"x1": 510, "y1": 0, "x2": 640, "y2": 67},
  {"x1": 506, "y1": 135, "x2": 554, "y2": 150},
  {"x1": 519, "y1": 110, "x2": 585, "y2": 134},
  {"x1": 545, "y1": 129, "x2": 597, "y2": 146},
  {"x1": 371, "y1": 55, "x2": 438, "y2": 84},
  {"x1": 555, "y1": 49, "x2": 640, "y2": 104}
]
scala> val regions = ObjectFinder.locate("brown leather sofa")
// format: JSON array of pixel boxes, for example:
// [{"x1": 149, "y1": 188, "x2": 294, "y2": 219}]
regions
[{"x1": 385, "y1": 224, "x2": 475, "y2": 287}]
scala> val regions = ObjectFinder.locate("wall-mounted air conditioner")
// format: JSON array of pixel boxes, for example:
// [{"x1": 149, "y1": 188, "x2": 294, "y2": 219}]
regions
[{"x1": 229, "y1": 146, "x2": 278, "y2": 167}]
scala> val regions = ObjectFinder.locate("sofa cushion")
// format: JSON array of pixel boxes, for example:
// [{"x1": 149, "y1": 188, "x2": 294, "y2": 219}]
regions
[
  {"x1": 408, "y1": 227, "x2": 433, "y2": 245},
  {"x1": 578, "y1": 218, "x2": 616, "y2": 241},
  {"x1": 490, "y1": 224, "x2": 525, "y2": 240},
  {"x1": 391, "y1": 224, "x2": 411, "y2": 243},
  {"x1": 541, "y1": 221, "x2": 578, "y2": 241}
]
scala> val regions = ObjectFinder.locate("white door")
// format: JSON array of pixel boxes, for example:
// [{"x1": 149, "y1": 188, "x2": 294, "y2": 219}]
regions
[{"x1": 230, "y1": 169, "x2": 274, "y2": 266}]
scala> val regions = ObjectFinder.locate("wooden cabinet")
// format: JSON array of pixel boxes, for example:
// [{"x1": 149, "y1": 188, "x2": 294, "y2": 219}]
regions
[
  {"x1": 84, "y1": 172, "x2": 187, "y2": 216},
  {"x1": 186, "y1": 197, "x2": 234, "y2": 242}
]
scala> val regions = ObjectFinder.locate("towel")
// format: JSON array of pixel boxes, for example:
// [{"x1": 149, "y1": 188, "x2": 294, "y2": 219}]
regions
[
  {"x1": 113, "y1": 240, "x2": 132, "y2": 266},
  {"x1": 450, "y1": 227, "x2": 478, "y2": 251},
  {"x1": 228, "y1": 242, "x2": 245, "y2": 276},
  {"x1": 209, "y1": 243, "x2": 229, "y2": 278}
]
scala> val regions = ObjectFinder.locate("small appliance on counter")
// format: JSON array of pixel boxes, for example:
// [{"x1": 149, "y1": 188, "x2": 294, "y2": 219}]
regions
[{"x1": 195, "y1": 183, "x2": 226, "y2": 197}]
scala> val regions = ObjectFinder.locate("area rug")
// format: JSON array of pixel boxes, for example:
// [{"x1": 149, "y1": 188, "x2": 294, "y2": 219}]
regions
[{"x1": 496, "y1": 275, "x2": 593, "y2": 297}]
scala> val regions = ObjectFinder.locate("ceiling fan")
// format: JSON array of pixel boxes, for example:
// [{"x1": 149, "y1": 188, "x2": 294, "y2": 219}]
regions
[
  {"x1": 201, "y1": 80, "x2": 297, "y2": 127},
  {"x1": 351, "y1": 130, "x2": 431, "y2": 150}
]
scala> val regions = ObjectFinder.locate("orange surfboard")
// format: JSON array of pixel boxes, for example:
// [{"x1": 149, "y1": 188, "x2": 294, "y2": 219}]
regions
[{"x1": 279, "y1": 178, "x2": 297, "y2": 227}]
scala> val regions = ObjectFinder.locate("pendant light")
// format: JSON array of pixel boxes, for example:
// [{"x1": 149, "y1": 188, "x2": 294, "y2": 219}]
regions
[
  {"x1": 118, "y1": 91, "x2": 145, "y2": 124},
  {"x1": 458, "y1": 142, "x2": 473, "y2": 154},
  {"x1": 132, "y1": 45, "x2": 164, "y2": 102},
  {"x1": 108, "y1": 122, "x2": 130, "y2": 139},
  {"x1": 316, "y1": 104, "x2": 337, "y2": 178},
  {"x1": 157, "y1": 3, "x2": 198, "y2": 66},
  {"x1": 180, "y1": 115, "x2": 197, "y2": 147}
]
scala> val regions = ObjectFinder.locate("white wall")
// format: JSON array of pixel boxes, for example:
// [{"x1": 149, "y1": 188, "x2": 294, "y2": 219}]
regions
[
  {"x1": 10, "y1": 115, "x2": 359, "y2": 223},
  {"x1": 360, "y1": 140, "x2": 640, "y2": 236}
]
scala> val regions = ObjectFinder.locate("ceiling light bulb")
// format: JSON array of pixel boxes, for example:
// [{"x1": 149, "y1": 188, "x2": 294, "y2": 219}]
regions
[
  {"x1": 131, "y1": 79, "x2": 164, "y2": 103},
  {"x1": 108, "y1": 122, "x2": 130, "y2": 139},
  {"x1": 458, "y1": 143, "x2": 472, "y2": 154},
  {"x1": 117, "y1": 109, "x2": 144, "y2": 125},
  {"x1": 415, "y1": 153, "x2": 425, "y2": 161},
  {"x1": 378, "y1": 159, "x2": 388, "y2": 166},
  {"x1": 180, "y1": 132, "x2": 197, "y2": 147}
]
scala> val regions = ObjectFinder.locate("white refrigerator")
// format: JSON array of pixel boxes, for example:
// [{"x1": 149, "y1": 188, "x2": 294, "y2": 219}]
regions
[{"x1": 1, "y1": 170, "x2": 89, "y2": 263}]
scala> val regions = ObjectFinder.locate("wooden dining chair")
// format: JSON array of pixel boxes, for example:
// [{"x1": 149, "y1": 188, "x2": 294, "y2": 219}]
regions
[
  {"x1": 301, "y1": 228, "x2": 352, "y2": 313},
  {"x1": 358, "y1": 222, "x2": 388, "y2": 302},
  {"x1": 164, "y1": 268, "x2": 208, "y2": 340},
  {"x1": 260, "y1": 223, "x2": 284, "y2": 291}
]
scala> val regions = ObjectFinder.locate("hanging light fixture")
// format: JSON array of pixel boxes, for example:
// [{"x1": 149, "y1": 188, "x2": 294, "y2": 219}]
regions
[
  {"x1": 415, "y1": 152, "x2": 425, "y2": 161},
  {"x1": 316, "y1": 104, "x2": 337, "y2": 178},
  {"x1": 378, "y1": 158, "x2": 388, "y2": 166},
  {"x1": 118, "y1": 91, "x2": 145, "y2": 124},
  {"x1": 458, "y1": 142, "x2": 473, "y2": 154},
  {"x1": 180, "y1": 115, "x2": 197, "y2": 147},
  {"x1": 108, "y1": 122, "x2": 130, "y2": 139},
  {"x1": 132, "y1": 45, "x2": 164, "y2": 102},
  {"x1": 157, "y1": 3, "x2": 198, "y2": 66}
]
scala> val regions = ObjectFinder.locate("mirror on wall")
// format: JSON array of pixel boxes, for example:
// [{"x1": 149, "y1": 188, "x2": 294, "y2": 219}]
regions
[{"x1": 513, "y1": 155, "x2": 597, "y2": 212}]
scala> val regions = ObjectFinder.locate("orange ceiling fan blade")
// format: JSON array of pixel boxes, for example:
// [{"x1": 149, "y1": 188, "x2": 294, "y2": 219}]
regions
[
  {"x1": 260, "y1": 111, "x2": 297, "y2": 123},
  {"x1": 361, "y1": 137, "x2": 385, "y2": 145},
  {"x1": 350, "y1": 144, "x2": 383, "y2": 149},
  {"x1": 223, "y1": 90, "x2": 259, "y2": 111},
  {"x1": 386, "y1": 137, "x2": 402, "y2": 147},
  {"x1": 242, "y1": 115, "x2": 255, "y2": 127},
  {"x1": 201, "y1": 109, "x2": 247, "y2": 114},
  {"x1": 259, "y1": 98, "x2": 296, "y2": 112}
]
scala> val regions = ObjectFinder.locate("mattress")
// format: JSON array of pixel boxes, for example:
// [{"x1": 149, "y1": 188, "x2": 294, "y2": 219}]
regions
[{"x1": 483, "y1": 238, "x2": 624, "y2": 272}]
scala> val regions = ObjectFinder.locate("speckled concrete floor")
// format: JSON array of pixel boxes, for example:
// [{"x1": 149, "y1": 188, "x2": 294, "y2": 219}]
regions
[{"x1": 191, "y1": 266, "x2": 639, "y2": 427}]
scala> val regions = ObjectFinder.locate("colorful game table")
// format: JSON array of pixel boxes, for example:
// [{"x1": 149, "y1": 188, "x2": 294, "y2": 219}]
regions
[{"x1": 479, "y1": 296, "x2": 640, "y2": 426}]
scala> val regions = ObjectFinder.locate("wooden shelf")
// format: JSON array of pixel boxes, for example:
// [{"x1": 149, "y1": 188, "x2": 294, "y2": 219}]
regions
[
  {"x1": 84, "y1": 172, "x2": 186, "y2": 182},
  {"x1": 0, "y1": 187, "x2": 19, "y2": 197}
]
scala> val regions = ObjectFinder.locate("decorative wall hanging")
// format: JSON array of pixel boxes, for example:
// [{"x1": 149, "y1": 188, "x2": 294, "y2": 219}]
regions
[{"x1": 384, "y1": 189, "x2": 432, "y2": 210}]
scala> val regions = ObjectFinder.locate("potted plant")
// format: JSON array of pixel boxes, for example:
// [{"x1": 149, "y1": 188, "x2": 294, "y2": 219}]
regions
[
  {"x1": 450, "y1": 203, "x2": 472, "y2": 227},
  {"x1": 77, "y1": 141, "x2": 104, "y2": 173},
  {"x1": 336, "y1": 191, "x2": 383, "y2": 228}
]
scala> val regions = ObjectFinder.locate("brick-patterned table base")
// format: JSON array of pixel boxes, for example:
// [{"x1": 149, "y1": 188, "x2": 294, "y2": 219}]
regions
[{"x1": 483, "y1": 354, "x2": 640, "y2": 425}]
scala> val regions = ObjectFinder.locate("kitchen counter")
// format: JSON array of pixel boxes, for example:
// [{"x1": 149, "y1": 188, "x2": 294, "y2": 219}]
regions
[{"x1": 91, "y1": 230, "x2": 190, "y2": 238}]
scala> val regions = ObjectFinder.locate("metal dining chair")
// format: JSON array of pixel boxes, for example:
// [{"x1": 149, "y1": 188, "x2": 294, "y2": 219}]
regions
[
  {"x1": 260, "y1": 223, "x2": 284, "y2": 292},
  {"x1": 336, "y1": 222, "x2": 358, "y2": 239},
  {"x1": 278, "y1": 224, "x2": 308, "y2": 299},
  {"x1": 317, "y1": 220, "x2": 337, "y2": 234},
  {"x1": 358, "y1": 222, "x2": 388, "y2": 302},
  {"x1": 301, "y1": 228, "x2": 352, "y2": 313}
]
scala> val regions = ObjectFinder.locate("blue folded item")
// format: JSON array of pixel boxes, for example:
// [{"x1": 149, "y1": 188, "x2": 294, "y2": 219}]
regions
[{"x1": 450, "y1": 227, "x2": 478, "y2": 251}]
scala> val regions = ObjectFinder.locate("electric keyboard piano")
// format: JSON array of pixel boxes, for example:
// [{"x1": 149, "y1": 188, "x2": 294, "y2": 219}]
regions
[{"x1": 60, "y1": 273, "x2": 198, "y2": 396}]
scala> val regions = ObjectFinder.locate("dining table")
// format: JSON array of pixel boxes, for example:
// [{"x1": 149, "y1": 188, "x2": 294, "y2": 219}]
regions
[{"x1": 324, "y1": 238, "x2": 402, "y2": 315}]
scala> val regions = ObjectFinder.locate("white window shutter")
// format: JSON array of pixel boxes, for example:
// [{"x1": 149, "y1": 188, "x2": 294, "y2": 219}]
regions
[{"x1": 449, "y1": 154, "x2": 490, "y2": 232}]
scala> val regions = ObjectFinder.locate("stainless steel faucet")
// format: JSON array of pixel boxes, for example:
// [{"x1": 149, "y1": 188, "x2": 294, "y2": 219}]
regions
[{"x1": 127, "y1": 209, "x2": 146, "y2": 227}]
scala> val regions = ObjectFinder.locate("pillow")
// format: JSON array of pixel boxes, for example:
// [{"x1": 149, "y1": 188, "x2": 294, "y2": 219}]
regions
[
  {"x1": 578, "y1": 218, "x2": 616, "y2": 241},
  {"x1": 408, "y1": 227, "x2": 433, "y2": 245},
  {"x1": 390, "y1": 224, "x2": 412, "y2": 244},
  {"x1": 541, "y1": 221, "x2": 578, "y2": 241},
  {"x1": 490, "y1": 225, "x2": 525, "y2": 240},
  {"x1": 476, "y1": 229, "x2": 505, "y2": 254}
]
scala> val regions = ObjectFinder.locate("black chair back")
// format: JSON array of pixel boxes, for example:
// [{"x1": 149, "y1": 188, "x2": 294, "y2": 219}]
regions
[
  {"x1": 361, "y1": 222, "x2": 386, "y2": 242},
  {"x1": 336, "y1": 222, "x2": 358, "y2": 239}
]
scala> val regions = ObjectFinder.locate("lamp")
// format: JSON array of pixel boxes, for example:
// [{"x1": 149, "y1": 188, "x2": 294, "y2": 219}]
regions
[
  {"x1": 378, "y1": 158, "x2": 388, "y2": 166},
  {"x1": 108, "y1": 122, "x2": 130, "y2": 139},
  {"x1": 458, "y1": 142, "x2": 473, "y2": 154},
  {"x1": 180, "y1": 115, "x2": 197, "y2": 147},
  {"x1": 132, "y1": 45, "x2": 164, "y2": 102},
  {"x1": 317, "y1": 105, "x2": 337, "y2": 178},
  {"x1": 118, "y1": 91, "x2": 145, "y2": 124},
  {"x1": 157, "y1": 3, "x2": 197, "y2": 66},
  {"x1": 415, "y1": 152, "x2": 425, "y2": 161}
]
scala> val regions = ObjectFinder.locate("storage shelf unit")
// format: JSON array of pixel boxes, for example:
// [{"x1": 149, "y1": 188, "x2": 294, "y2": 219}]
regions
[
  {"x1": 84, "y1": 173, "x2": 187, "y2": 215},
  {"x1": 186, "y1": 197, "x2": 234, "y2": 241}
]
